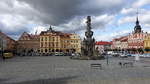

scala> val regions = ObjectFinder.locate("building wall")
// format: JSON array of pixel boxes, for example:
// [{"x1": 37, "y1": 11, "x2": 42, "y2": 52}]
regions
[
  {"x1": 0, "y1": 32, "x2": 16, "y2": 51},
  {"x1": 112, "y1": 39, "x2": 121, "y2": 49},
  {"x1": 144, "y1": 34, "x2": 150, "y2": 53},
  {"x1": 144, "y1": 34, "x2": 150, "y2": 48},
  {"x1": 60, "y1": 36, "x2": 71, "y2": 53},
  {"x1": 128, "y1": 33, "x2": 147, "y2": 49},
  {"x1": 112, "y1": 39, "x2": 116, "y2": 49},
  {"x1": 17, "y1": 32, "x2": 40, "y2": 55},
  {"x1": 40, "y1": 32, "x2": 81, "y2": 54},
  {"x1": 70, "y1": 34, "x2": 81, "y2": 53},
  {"x1": 120, "y1": 42, "x2": 128, "y2": 49},
  {"x1": 95, "y1": 41, "x2": 111, "y2": 54},
  {"x1": 40, "y1": 34, "x2": 61, "y2": 54}
]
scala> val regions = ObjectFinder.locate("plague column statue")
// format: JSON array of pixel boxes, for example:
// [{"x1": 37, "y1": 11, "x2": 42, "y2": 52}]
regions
[{"x1": 81, "y1": 16, "x2": 96, "y2": 59}]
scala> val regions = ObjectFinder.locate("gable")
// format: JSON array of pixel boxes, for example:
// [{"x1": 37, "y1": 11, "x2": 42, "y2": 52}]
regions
[{"x1": 18, "y1": 32, "x2": 31, "y2": 40}]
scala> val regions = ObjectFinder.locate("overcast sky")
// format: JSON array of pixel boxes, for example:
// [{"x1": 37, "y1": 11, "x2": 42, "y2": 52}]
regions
[{"x1": 0, "y1": 0, "x2": 150, "y2": 41}]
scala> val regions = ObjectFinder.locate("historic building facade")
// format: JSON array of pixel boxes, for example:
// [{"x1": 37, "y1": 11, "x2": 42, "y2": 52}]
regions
[
  {"x1": 17, "y1": 32, "x2": 40, "y2": 56},
  {"x1": 40, "y1": 28, "x2": 62, "y2": 54},
  {"x1": 112, "y1": 13, "x2": 148, "y2": 54},
  {"x1": 112, "y1": 38, "x2": 121, "y2": 50},
  {"x1": 144, "y1": 34, "x2": 150, "y2": 53},
  {"x1": 0, "y1": 31, "x2": 16, "y2": 52},
  {"x1": 70, "y1": 34, "x2": 81, "y2": 53},
  {"x1": 128, "y1": 16, "x2": 148, "y2": 49},
  {"x1": 60, "y1": 34, "x2": 71, "y2": 53},
  {"x1": 95, "y1": 41, "x2": 111, "y2": 53},
  {"x1": 120, "y1": 36, "x2": 128, "y2": 49},
  {"x1": 128, "y1": 33, "x2": 147, "y2": 49},
  {"x1": 40, "y1": 26, "x2": 81, "y2": 55}
]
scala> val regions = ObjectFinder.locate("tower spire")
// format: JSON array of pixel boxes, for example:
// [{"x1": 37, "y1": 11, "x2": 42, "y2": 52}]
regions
[
  {"x1": 134, "y1": 9, "x2": 142, "y2": 33},
  {"x1": 136, "y1": 9, "x2": 139, "y2": 25},
  {"x1": 48, "y1": 25, "x2": 53, "y2": 32}
]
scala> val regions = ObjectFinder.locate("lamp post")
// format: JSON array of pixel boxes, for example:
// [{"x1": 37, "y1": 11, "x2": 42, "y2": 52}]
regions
[
  {"x1": 104, "y1": 46, "x2": 109, "y2": 65},
  {"x1": 0, "y1": 36, "x2": 4, "y2": 59},
  {"x1": 106, "y1": 53, "x2": 109, "y2": 65}
]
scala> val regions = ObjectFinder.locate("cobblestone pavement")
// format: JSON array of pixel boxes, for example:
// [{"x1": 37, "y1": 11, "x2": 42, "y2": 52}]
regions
[{"x1": 0, "y1": 56, "x2": 150, "y2": 84}]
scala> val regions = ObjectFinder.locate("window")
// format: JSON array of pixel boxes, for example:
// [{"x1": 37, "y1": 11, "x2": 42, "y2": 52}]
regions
[
  {"x1": 45, "y1": 42, "x2": 47, "y2": 47},
  {"x1": 45, "y1": 49, "x2": 48, "y2": 53},
  {"x1": 57, "y1": 37, "x2": 58, "y2": 41},
  {"x1": 49, "y1": 43, "x2": 51, "y2": 47},
  {"x1": 53, "y1": 37, "x2": 55, "y2": 41},
  {"x1": 41, "y1": 49, "x2": 43, "y2": 53},
  {"x1": 41, "y1": 37, "x2": 43, "y2": 41},
  {"x1": 45, "y1": 37, "x2": 47, "y2": 41},
  {"x1": 49, "y1": 37, "x2": 51, "y2": 41}
]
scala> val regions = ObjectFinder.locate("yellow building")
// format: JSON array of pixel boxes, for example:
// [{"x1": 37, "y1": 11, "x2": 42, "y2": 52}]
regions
[
  {"x1": 144, "y1": 34, "x2": 150, "y2": 53},
  {"x1": 40, "y1": 26, "x2": 82, "y2": 55},
  {"x1": 60, "y1": 34, "x2": 71, "y2": 53},
  {"x1": 70, "y1": 33, "x2": 81, "y2": 53},
  {"x1": 40, "y1": 29, "x2": 61, "y2": 54}
]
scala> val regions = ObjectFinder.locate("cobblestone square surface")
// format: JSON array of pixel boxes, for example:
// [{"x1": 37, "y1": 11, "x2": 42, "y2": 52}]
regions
[{"x1": 0, "y1": 56, "x2": 150, "y2": 84}]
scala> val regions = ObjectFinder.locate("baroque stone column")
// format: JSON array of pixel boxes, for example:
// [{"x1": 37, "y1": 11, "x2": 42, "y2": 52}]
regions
[{"x1": 81, "y1": 16, "x2": 96, "y2": 59}]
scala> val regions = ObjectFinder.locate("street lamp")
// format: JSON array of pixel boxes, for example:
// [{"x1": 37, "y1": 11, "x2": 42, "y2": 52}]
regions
[
  {"x1": 104, "y1": 46, "x2": 109, "y2": 65},
  {"x1": 0, "y1": 36, "x2": 4, "y2": 58}
]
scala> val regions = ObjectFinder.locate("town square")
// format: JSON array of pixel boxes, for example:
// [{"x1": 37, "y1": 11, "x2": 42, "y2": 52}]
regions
[
  {"x1": 1, "y1": 0, "x2": 150, "y2": 84},
  {"x1": 1, "y1": 56, "x2": 150, "y2": 84}
]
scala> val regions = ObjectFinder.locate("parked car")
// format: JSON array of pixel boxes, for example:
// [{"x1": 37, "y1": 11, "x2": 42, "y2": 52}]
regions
[
  {"x1": 54, "y1": 52, "x2": 59, "y2": 56},
  {"x1": 127, "y1": 54, "x2": 132, "y2": 57},
  {"x1": 54, "y1": 52, "x2": 64, "y2": 56},
  {"x1": 143, "y1": 53, "x2": 150, "y2": 58},
  {"x1": 131, "y1": 54, "x2": 137, "y2": 57},
  {"x1": 120, "y1": 54, "x2": 128, "y2": 58},
  {"x1": 139, "y1": 54, "x2": 144, "y2": 57},
  {"x1": 112, "y1": 53, "x2": 120, "y2": 57},
  {"x1": 3, "y1": 52, "x2": 13, "y2": 59},
  {"x1": 70, "y1": 55, "x2": 80, "y2": 59}
]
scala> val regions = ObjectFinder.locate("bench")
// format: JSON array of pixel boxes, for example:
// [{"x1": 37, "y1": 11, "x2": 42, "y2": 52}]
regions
[
  {"x1": 91, "y1": 64, "x2": 102, "y2": 69},
  {"x1": 119, "y1": 62, "x2": 133, "y2": 67}
]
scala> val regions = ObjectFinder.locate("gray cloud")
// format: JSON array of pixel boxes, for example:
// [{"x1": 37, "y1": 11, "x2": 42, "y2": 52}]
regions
[
  {"x1": 0, "y1": 0, "x2": 137, "y2": 40},
  {"x1": 18, "y1": 0, "x2": 81, "y2": 25},
  {"x1": 19, "y1": 0, "x2": 125, "y2": 25}
]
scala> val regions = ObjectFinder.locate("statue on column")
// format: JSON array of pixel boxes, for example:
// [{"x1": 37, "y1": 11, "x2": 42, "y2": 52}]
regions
[{"x1": 81, "y1": 16, "x2": 98, "y2": 59}]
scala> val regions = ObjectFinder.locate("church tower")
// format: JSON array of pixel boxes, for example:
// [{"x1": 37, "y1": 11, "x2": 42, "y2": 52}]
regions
[{"x1": 134, "y1": 11, "x2": 142, "y2": 33}]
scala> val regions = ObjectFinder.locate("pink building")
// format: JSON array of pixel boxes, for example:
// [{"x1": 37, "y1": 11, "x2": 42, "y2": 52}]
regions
[
  {"x1": 112, "y1": 36, "x2": 128, "y2": 50},
  {"x1": 95, "y1": 41, "x2": 111, "y2": 53},
  {"x1": 112, "y1": 15, "x2": 148, "y2": 50},
  {"x1": 128, "y1": 33, "x2": 147, "y2": 49},
  {"x1": 128, "y1": 16, "x2": 148, "y2": 49}
]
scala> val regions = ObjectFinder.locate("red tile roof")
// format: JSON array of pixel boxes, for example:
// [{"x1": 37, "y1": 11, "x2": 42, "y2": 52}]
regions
[
  {"x1": 95, "y1": 41, "x2": 111, "y2": 45},
  {"x1": 30, "y1": 34, "x2": 39, "y2": 40},
  {"x1": 19, "y1": 32, "x2": 39, "y2": 40},
  {"x1": 113, "y1": 36, "x2": 128, "y2": 42}
]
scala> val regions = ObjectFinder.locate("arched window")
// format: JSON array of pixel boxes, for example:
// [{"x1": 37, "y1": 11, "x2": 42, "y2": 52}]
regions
[{"x1": 45, "y1": 49, "x2": 48, "y2": 53}]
